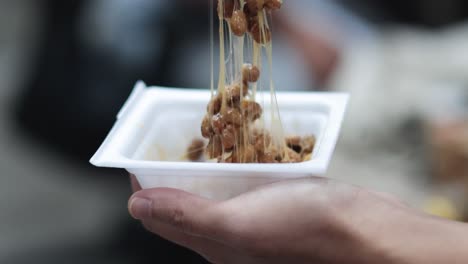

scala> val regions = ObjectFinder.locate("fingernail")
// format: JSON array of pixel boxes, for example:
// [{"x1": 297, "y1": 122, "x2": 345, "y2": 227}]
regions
[{"x1": 129, "y1": 197, "x2": 152, "y2": 220}]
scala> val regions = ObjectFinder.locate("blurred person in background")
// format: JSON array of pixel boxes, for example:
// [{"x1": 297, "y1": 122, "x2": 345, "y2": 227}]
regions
[{"x1": 3, "y1": 0, "x2": 468, "y2": 263}]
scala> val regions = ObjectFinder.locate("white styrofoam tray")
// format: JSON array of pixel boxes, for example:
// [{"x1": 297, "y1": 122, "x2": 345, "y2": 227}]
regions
[{"x1": 90, "y1": 82, "x2": 349, "y2": 199}]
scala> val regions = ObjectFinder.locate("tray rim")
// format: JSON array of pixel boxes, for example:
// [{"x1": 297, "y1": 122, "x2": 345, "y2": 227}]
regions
[{"x1": 90, "y1": 81, "x2": 349, "y2": 176}]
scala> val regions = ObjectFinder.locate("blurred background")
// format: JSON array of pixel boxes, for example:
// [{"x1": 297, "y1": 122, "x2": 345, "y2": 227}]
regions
[{"x1": 1, "y1": 0, "x2": 468, "y2": 263}]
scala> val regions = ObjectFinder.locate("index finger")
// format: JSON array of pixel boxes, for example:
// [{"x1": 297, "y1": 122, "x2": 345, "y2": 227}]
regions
[{"x1": 129, "y1": 174, "x2": 142, "y2": 193}]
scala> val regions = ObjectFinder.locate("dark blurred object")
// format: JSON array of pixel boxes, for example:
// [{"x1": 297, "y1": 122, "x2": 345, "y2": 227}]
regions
[
  {"x1": 14, "y1": 0, "x2": 208, "y2": 164},
  {"x1": 13, "y1": 0, "x2": 210, "y2": 262},
  {"x1": 340, "y1": 0, "x2": 468, "y2": 28},
  {"x1": 7, "y1": 221, "x2": 208, "y2": 264},
  {"x1": 15, "y1": 0, "x2": 142, "y2": 162}
]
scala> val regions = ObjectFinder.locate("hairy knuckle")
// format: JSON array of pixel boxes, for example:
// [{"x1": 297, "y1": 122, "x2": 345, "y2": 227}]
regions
[
  {"x1": 167, "y1": 207, "x2": 196, "y2": 234},
  {"x1": 168, "y1": 207, "x2": 185, "y2": 227}
]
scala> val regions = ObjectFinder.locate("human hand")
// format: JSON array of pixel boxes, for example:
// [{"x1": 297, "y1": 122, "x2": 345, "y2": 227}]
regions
[
  {"x1": 275, "y1": 14, "x2": 340, "y2": 88},
  {"x1": 128, "y1": 176, "x2": 468, "y2": 264}
]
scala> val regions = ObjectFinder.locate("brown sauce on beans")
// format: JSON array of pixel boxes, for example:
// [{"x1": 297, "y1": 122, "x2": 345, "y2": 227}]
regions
[{"x1": 186, "y1": 0, "x2": 315, "y2": 163}]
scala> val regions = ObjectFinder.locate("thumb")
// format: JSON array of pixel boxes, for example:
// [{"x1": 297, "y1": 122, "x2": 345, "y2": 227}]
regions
[{"x1": 129, "y1": 188, "x2": 226, "y2": 238}]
